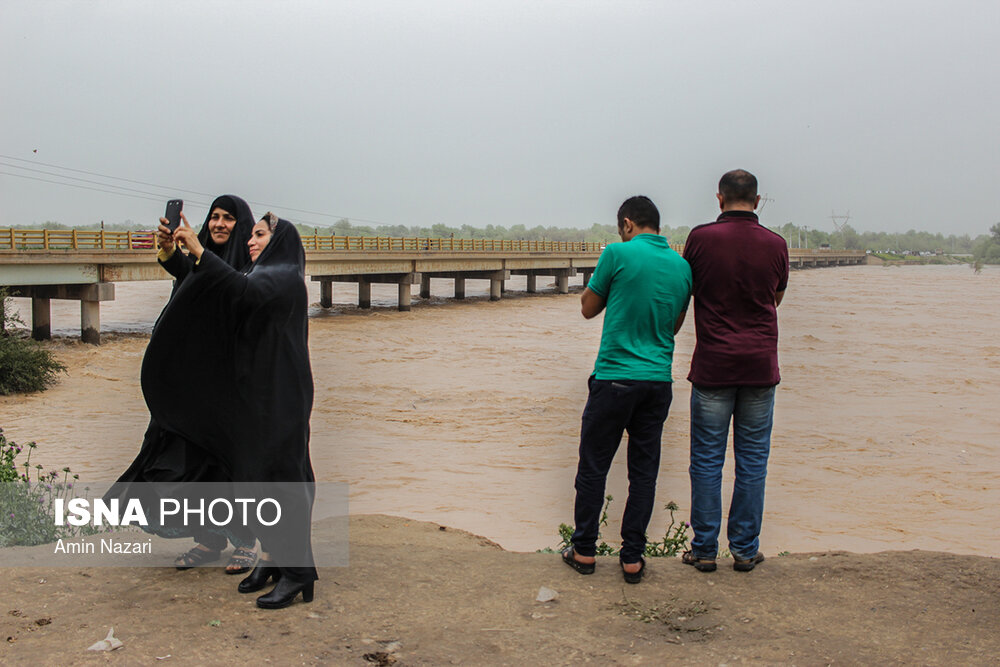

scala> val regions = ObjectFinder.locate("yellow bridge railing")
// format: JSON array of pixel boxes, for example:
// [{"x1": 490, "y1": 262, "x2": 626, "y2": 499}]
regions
[
  {"x1": 1, "y1": 229, "x2": 860, "y2": 258},
  {"x1": 301, "y1": 236, "x2": 608, "y2": 252},
  {"x1": 0, "y1": 228, "x2": 610, "y2": 253},
  {"x1": 0, "y1": 228, "x2": 157, "y2": 251}
]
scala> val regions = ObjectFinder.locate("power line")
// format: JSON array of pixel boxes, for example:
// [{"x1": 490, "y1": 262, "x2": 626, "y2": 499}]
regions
[
  {"x1": 0, "y1": 154, "x2": 394, "y2": 227},
  {"x1": 0, "y1": 170, "x2": 210, "y2": 208},
  {"x1": 0, "y1": 160, "x2": 208, "y2": 202},
  {"x1": 0, "y1": 153, "x2": 215, "y2": 198}
]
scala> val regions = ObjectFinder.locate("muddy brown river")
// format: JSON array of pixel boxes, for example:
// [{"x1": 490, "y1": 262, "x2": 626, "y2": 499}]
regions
[{"x1": 3, "y1": 264, "x2": 998, "y2": 555}]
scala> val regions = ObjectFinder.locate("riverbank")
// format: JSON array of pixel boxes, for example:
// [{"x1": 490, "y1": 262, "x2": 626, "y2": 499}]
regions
[
  {"x1": 2, "y1": 514, "x2": 997, "y2": 665},
  {"x1": 2, "y1": 264, "x2": 999, "y2": 663}
]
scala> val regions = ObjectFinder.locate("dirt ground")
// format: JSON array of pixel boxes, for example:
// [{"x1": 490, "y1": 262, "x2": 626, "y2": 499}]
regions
[{"x1": 1, "y1": 514, "x2": 997, "y2": 666}]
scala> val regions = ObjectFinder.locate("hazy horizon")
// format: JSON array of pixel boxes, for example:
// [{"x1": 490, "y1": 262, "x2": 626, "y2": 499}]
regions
[{"x1": 3, "y1": 1, "x2": 998, "y2": 237}]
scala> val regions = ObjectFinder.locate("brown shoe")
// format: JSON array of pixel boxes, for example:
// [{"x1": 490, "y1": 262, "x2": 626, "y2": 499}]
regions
[
  {"x1": 733, "y1": 552, "x2": 765, "y2": 572},
  {"x1": 682, "y1": 550, "x2": 717, "y2": 572}
]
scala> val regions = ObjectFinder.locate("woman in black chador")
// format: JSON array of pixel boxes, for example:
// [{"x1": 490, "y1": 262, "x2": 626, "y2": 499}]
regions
[
  {"x1": 116, "y1": 195, "x2": 258, "y2": 573},
  {"x1": 143, "y1": 211, "x2": 318, "y2": 609}
]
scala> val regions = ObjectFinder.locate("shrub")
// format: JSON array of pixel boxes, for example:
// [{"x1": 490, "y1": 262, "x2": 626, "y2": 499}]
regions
[
  {"x1": 0, "y1": 290, "x2": 66, "y2": 394},
  {"x1": 0, "y1": 428, "x2": 104, "y2": 547}
]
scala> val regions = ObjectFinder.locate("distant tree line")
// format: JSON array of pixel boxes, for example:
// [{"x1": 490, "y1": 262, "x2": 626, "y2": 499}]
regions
[
  {"x1": 9, "y1": 218, "x2": 994, "y2": 258},
  {"x1": 770, "y1": 222, "x2": 983, "y2": 256},
  {"x1": 972, "y1": 223, "x2": 1000, "y2": 264},
  {"x1": 294, "y1": 219, "x2": 987, "y2": 256},
  {"x1": 292, "y1": 219, "x2": 694, "y2": 246}
]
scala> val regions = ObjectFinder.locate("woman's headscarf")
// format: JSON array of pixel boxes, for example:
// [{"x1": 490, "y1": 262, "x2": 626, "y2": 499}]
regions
[{"x1": 197, "y1": 195, "x2": 255, "y2": 270}]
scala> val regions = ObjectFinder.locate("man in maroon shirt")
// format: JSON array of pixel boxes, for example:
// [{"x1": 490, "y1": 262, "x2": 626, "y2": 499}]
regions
[{"x1": 681, "y1": 169, "x2": 788, "y2": 573}]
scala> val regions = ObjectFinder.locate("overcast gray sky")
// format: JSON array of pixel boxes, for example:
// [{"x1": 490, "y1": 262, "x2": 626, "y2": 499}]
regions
[{"x1": 2, "y1": 0, "x2": 997, "y2": 236}]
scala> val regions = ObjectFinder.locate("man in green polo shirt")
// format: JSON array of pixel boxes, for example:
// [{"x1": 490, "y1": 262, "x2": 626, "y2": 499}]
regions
[{"x1": 562, "y1": 195, "x2": 691, "y2": 584}]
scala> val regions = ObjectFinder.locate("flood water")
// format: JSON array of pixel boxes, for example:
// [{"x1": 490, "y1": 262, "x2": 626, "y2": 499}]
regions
[{"x1": 3, "y1": 265, "x2": 999, "y2": 555}]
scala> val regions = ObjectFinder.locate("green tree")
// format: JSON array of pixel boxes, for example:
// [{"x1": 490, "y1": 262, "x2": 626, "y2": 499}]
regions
[{"x1": 972, "y1": 223, "x2": 1000, "y2": 264}]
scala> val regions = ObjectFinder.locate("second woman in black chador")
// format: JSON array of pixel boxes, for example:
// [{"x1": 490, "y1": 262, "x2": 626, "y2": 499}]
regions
[{"x1": 142, "y1": 212, "x2": 318, "y2": 608}]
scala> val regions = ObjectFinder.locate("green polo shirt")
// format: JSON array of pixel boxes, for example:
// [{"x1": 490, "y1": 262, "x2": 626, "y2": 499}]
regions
[{"x1": 588, "y1": 234, "x2": 692, "y2": 382}]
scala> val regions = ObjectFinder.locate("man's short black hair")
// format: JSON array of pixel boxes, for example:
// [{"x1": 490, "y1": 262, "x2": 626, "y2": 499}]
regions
[
  {"x1": 617, "y1": 196, "x2": 660, "y2": 232},
  {"x1": 718, "y1": 169, "x2": 758, "y2": 205}
]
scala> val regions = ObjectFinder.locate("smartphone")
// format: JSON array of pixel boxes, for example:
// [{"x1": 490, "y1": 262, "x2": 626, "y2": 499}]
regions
[{"x1": 164, "y1": 199, "x2": 183, "y2": 232}]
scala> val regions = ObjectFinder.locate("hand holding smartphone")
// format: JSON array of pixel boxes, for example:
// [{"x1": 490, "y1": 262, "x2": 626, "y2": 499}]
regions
[{"x1": 164, "y1": 199, "x2": 183, "y2": 232}]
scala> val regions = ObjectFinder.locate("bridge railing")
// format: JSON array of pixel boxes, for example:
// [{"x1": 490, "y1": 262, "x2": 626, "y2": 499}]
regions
[
  {"x1": 301, "y1": 235, "x2": 607, "y2": 252},
  {"x1": 2, "y1": 228, "x2": 862, "y2": 258},
  {"x1": 0, "y1": 229, "x2": 156, "y2": 250},
  {"x1": 788, "y1": 247, "x2": 865, "y2": 255},
  {"x1": 0, "y1": 228, "x2": 607, "y2": 253}
]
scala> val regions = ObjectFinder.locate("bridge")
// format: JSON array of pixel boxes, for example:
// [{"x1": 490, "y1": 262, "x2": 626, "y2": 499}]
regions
[{"x1": 0, "y1": 228, "x2": 864, "y2": 344}]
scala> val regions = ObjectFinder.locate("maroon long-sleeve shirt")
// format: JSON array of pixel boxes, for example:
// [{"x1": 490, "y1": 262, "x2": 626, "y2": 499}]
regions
[{"x1": 683, "y1": 211, "x2": 789, "y2": 387}]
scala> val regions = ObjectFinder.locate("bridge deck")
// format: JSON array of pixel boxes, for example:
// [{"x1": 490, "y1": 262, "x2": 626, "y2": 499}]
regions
[{"x1": 0, "y1": 228, "x2": 863, "y2": 343}]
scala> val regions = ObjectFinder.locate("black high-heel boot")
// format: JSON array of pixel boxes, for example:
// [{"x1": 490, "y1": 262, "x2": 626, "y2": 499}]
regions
[
  {"x1": 238, "y1": 562, "x2": 280, "y2": 594},
  {"x1": 255, "y1": 578, "x2": 315, "y2": 609}
]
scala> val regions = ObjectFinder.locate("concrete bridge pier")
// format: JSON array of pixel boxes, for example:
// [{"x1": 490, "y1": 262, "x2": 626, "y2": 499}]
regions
[
  {"x1": 359, "y1": 280, "x2": 372, "y2": 309},
  {"x1": 319, "y1": 279, "x2": 333, "y2": 308},
  {"x1": 32, "y1": 298, "x2": 51, "y2": 340},
  {"x1": 81, "y1": 300, "x2": 101, "y2": 345},
  {"x1": 420, "y1": 274, "x2": 432, "y2": 300},
  {"x1": 8, "y1": 283, "x2": 115, "y2": 344},
  {"x1": 459, "y1": 270, "x2": 509, "y2": 301},
  {"x1": 398, "y1": 282, "x2": 412, "y2": 311},
  {"x1": 510, "y1": 268, "x2": 577, "y2": 294},
  {"x1": 315, "y1": 273, "x2": 419, "y2": 312},
  {"x1": 581, "y1": 269, "x2": 593, "y2": 287},
  {"x1": 416, "y1": 270, "x2": 509, "y2": 301}
]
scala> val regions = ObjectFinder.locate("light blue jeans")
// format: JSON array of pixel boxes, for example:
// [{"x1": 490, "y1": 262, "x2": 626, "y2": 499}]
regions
[{"x1": 688, "y1": 384, "x2": 776, "y2": 560}]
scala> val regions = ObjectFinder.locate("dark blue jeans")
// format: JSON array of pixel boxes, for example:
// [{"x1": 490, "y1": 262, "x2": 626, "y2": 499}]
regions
[
  {"x1": 572, "y1": 377, "x2": 673, "y2": 562},
  {"x1": 688, "y1": 384, "x2": 776, "y2": 560}
]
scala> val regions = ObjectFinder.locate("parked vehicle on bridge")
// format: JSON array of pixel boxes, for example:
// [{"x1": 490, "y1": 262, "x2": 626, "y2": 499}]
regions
[{"x1": 131, "y1": 231, "x2": 156, "y2": 249}]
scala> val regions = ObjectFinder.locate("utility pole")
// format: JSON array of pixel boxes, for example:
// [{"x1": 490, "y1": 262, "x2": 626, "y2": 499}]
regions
[
  {"x1": 759, "y1": 193, "x2": 774, "y2": 213},
  {"x1": 802, "y1": 225, "x2": 809, "y2": 249},
  {"x1": 830, "y1": 210, "x2": 850, "y2": 249}
]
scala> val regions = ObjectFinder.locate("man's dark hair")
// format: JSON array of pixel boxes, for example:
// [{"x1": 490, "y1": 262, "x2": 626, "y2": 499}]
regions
[
  {"x1": 718, "y1": 169, "x2": 758, "y2": 205},
  {"x1": 617, "y1": 196, "x2": 660, "y2": 232}
]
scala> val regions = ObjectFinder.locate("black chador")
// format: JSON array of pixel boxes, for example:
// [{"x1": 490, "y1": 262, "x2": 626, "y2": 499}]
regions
[
  {"x1": 114, "y1": 217, "x2": 317, "y2": 582},
  {"x1": 146, "y1": 216, "x2": 316, "y2": 580}
]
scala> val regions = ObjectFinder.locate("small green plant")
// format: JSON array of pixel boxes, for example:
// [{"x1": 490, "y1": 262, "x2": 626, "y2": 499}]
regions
[
  {"x1": 540, "y1": 496, "x2": 691, "y2": 558},
  {"x1": 643, "y1": 501, "x2": 690, "y2": 558},
  {"x1": 778, "y1": 550, "x2": 790, "y2": 557},
  {"x1": 0, "y1": 289, "x2": 66, "y2": 395},
  {"x1": 0, "y1": 428, "x2": 104, "y2": 546},
  {"x1": 539, "y1": 494, "x2": 618, "y2": 555}
]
